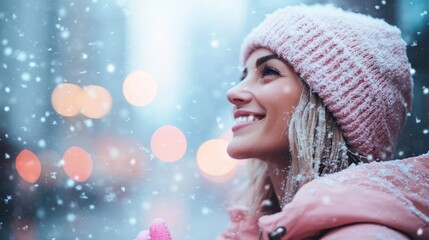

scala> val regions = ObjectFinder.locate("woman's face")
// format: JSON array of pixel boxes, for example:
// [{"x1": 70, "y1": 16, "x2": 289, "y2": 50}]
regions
[{"x1": 226, "y1": 48, "x2": 302, "y2": 160}]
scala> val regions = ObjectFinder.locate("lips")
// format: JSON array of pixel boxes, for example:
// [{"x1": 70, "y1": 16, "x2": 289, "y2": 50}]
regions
[{"x1": 232, "y1": 110, "x2": 265, "y2": 132}]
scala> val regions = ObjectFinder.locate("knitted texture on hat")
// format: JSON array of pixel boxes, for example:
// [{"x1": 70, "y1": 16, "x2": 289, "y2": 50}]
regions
[{"x1": 241, "y1": 5, "x2": 413, "y2": 160}]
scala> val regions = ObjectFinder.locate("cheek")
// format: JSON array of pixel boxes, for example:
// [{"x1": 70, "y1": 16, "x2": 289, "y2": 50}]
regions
[
  {"x1": 282, "y1": 85, "x2": 294, "y2": 94},
  {"x1": 282, "y1": 84, "x2": 301, "y2": 102},
  {"x1": 277, "y1": 86, "x2": 301, "y2": 115},
  {"x1": 270, "y1": 84, "x2": 301, "y2": 132}
]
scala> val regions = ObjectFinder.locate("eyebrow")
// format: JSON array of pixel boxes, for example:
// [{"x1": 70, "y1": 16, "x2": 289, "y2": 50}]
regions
[
  {"x1": 255, "y1": 54, "x2": 279, "y2": 67},
  {"x1": 241, "y1": 54, "x2": 279, "y2": 78}
]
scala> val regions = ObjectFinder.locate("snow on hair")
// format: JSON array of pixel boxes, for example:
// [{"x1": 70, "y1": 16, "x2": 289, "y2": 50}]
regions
[{"x1": 284, "y1": 81, "x2": 350, "y2": 205}]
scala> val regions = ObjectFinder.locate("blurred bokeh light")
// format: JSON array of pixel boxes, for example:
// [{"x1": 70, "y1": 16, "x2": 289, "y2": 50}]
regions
[
  {"x1": 62, "y1": 146, "x2": 93, "y2": 182},
  {"x1": 1, "y1": 0, "x2": 428, "y2": 239},
  {"x1": 151, "y1": 125, "x2": 187, "y2": 162},
  {"x1": 123, "y1": 71, "x2": 158, "y2": 107},
  {"x1": 80, "y1": 85, "x2": 112, "y2": 119},
  {"x1": 51, "y1": 83, "x2": 83, "y2": 117},
  {"x1": 196, "y1": 139, "x2": 238, "y2": 178},
  {"x1": 16, "y1": 149, "x2": 41, "y2": 184}
]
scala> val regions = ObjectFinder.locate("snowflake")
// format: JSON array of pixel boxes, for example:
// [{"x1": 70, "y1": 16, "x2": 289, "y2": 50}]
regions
[
  {"x1": 3, "y1": 195, "x2": 12, "y2": 204},
  {"x1": 201, "y1": 207, "x2": 212, "y2": 215}
]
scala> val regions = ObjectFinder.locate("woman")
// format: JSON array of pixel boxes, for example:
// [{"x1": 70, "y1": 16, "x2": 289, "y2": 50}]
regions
[{"x1": 138, "y1": 4, "x2": 429, "y2": 240}]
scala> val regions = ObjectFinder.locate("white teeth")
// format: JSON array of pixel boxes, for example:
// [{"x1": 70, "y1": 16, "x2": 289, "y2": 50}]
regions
[{"x1": 235, "y1": 115, "x2": 260, "y2": 124}]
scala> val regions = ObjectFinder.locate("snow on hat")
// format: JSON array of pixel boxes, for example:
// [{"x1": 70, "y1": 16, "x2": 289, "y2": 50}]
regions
[{"x1": 241, "y1": 5, "x2": 413, "y2": 160}]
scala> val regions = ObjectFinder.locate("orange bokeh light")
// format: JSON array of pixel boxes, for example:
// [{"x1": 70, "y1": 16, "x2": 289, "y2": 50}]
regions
[
  {"x1": 80, "y1": 85, "x2": 112, "y2": 119},
  {"x1": 151, "y1": 125, "x2": 187, "y2": 162},
  {"x1": 62, "y1": 146, "x2": 93, "y2": 182},
  {"x1": 196, "y1": 139, "x2": 237, "y2": 177},
  {"x1": 123, "y1": 71, "x2": 157, "y2": 107},
  {"x1": 51, "y1": 83, "x2": 83, "y2": 117},
  {"x1": 16, "y1": 149, "x2": 41, "y2": 184},
  {"x1": 51, "y1": 83, "x2": 112, "y2": 119}
]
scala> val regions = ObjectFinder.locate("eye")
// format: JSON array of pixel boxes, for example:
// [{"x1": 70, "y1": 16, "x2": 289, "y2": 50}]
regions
[
  {"x1": 240, "y1": 68, "x2": 248, "y2": 81},
  {"x1": 260, "y1": 65, "x2": 280, "y2": 78}
]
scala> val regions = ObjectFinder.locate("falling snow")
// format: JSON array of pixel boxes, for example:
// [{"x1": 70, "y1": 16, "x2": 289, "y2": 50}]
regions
[
  {"x1": 3, "y1": 195, "x2": 12, "y2": 204},
  {"x1": 66, "y1": 213, "x2": 77, "y2": 222},
  {"x1": 106, "y1": 64, "x2": 115, "y2": 73},
  {"x1": 201, "y1": 207, "x2": 213, "y2": 215},
  {"x1": 0, "y1": 1, "x2": 427, "y2": 240}
]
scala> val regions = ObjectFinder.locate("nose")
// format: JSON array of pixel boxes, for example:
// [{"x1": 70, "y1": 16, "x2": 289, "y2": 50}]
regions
[{"x1": 226, "y1": 81, "x2": 252, "y2": 106}]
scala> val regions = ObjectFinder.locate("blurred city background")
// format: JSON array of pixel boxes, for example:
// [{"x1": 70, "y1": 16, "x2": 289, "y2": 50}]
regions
[{"x1": 0, "y1": 0, "x2": 428, "y2": 239}]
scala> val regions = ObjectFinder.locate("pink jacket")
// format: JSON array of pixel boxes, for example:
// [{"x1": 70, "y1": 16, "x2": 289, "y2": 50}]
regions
[{"x1": 218, "y1": 153, "x2": 429, "y2": 240}]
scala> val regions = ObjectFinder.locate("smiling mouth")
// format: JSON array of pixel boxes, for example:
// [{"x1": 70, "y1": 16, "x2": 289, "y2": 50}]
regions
[
  {"x1": 234, "y1": 115, "x2": 263, "y2": 124},
  {"x1": 232, "y1": 114, "x2": 264, "y2": 131}
]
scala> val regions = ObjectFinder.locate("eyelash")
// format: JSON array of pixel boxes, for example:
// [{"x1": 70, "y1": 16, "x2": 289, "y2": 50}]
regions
[
  {"x1": 240, "y1": 74, "x2": 245, "y2": 81},
  {"x1": 260, "y1": 65, "x2": 280, "y2": 78},
  {"x1": 240, "y1": 70, "x2": 247, "y2": 81},
  {"x1": 239, "y1": 65, "x2": 280, "y2": 81}
]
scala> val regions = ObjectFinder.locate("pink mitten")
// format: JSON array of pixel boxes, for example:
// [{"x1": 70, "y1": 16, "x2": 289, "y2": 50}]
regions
[
  {"x1": 149, "y1": 218, "x2": 172, "y2": 240},
  {"x1": 136, "y1": 218, "x2": 172, "y2": 240}
]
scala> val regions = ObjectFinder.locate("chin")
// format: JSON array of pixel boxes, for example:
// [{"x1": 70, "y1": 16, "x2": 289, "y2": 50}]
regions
[
  {"x1": 227, "y1": 142, "x2": 253, "y2": 159},
  {"x1": 227, "y1": 151, "x2": 248, "y2": 159}
]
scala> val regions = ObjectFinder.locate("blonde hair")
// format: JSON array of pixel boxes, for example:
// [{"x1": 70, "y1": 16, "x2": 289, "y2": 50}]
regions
[{"x1": 229, "y1": 82, "x2": 357, "y2": 216}]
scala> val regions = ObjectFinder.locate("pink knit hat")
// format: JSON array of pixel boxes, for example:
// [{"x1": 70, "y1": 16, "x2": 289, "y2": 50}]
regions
[{"x1": 241, "y1": 5, "x2": 413, "y2": 160}]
